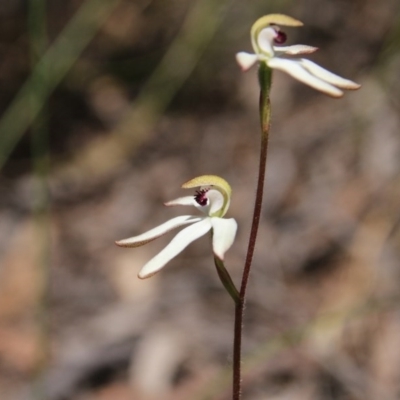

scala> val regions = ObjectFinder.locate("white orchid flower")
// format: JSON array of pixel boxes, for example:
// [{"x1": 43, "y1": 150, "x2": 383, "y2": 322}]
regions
[
  {"x1": 115, "y1": 175, "x2": 237, "y2": 279},
  {"x1": 236, "y1": 14, "x2": 361, "y2": 97}
]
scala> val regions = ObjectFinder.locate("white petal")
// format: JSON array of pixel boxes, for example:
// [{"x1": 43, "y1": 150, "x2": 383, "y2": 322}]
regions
[
  {"x1": 206, "y1": 189, "x2": 225, "y2": 216},
  {"x1": 267, "y1": 57, "x2": 343, "y2": 97},
  {"x1": 166, "y1": 196, "x2": 209, "y2": 216},
  {"x1": 211, "y1": 218, "x2": 237, "y2": 260},
  {"x1": 236, "y1": 52, "x2": 258, "y2": 71},
  {"x1": 164, "y1": 196, "x2": 196, "y2": 207},
  {"x1": 115, "y1": 215, "x2": 201, "y2": 248},
  {"x1": 257, "y1": 27, "x2": 275, "y2": 56},
  {"x1": 299, "y1": 58, "x2": 361, "y2": 90},
  {"x1": 138, "y1": 218, "x2": 212, "y2": 279},
  {"x1": 274, "y1": 45, "x2": 318, "y2": 56}
]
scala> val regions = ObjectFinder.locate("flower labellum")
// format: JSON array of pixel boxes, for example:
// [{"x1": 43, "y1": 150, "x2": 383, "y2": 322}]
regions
[
  {"x1": 115, "y1": 175, "x2": 237, "y2": 279},
  {"x1": 236, "y1": 13, "x2": 361, "y2": 97}
]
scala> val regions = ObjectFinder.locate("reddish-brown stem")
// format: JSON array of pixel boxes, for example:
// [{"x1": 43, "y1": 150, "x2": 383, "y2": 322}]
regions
[{"x1": 232, "y1": 64, "x2": 272, "y2": 400}]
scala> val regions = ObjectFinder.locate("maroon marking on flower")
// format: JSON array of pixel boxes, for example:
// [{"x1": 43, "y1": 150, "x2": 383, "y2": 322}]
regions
[
  {"x1": 194, "y1": 189, "x2": 209, "y2": 206},
  {"x1": 274, "y1": 30, "x2": 287, "y2": 44}
]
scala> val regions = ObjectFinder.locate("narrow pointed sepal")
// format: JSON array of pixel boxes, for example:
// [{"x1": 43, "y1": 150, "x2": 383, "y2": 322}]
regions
[
  {"x1": 274, "y1": 44, "x2": 318, "y2": 55},
  {"x1": 300, "y1": 58, "x2": 361, "y2": 90},
  {"x1": 138, "y1": 218, "x2": 212, "y2": 279},
  {"x1": 267, "y1": 57, "x2": 344, "y2": 97},
  {"x1": 115, "y1": 215, "x2": 201, "y2": 248}
]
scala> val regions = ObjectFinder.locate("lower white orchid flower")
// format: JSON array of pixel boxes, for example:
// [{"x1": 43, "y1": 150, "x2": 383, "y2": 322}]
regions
[
  {"x1": 236, "y1": 14, "x2": 361, "y2": 97},
  {"x1": 115, "y1": 175, "x2": 237, "y2": 279}
]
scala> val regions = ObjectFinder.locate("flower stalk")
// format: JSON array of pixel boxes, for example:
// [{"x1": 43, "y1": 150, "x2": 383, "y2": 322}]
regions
[
  {"x1": 115, "y1": 12, "x2": 361, "y2": 400},
  {"x1": 233, "y1": 62, "x2": 272, "y2": 400},
  {"x1": 232, "y1": 13, "x2": 360, "y2": 397}
]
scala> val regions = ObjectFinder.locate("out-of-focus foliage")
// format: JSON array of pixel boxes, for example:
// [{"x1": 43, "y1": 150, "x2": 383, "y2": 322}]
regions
[{"x1": 0, "y1": 0, "x2": 400, "y2": 399}]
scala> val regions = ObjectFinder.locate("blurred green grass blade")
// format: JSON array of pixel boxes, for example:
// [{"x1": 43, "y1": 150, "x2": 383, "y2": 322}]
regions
[
  {"x1": 133, "y1": 0, "x2": 231, "y2": 112},
  {"x1": 0, "y1": 0, "x2": 121, "y2": 171},
  {"x1": 59, "y1": 0, "x2": 234, "y2": 183}
]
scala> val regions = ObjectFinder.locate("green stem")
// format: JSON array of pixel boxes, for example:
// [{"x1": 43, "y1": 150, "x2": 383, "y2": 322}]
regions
[
  {"x1": 0, "y1": 0, "x2": 121, "y2": 171},
  {"x1": 232, "y1": 62, "x2": 272, "y2": 400},
  {"x1": 214, "y1": 256, "x2": 240, "y2": 304}
]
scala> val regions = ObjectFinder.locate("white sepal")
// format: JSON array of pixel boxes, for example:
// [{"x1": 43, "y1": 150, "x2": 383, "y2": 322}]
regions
[
  {"x1": 267, "y1": 58, "x2": 343, "y2": 97},
  {"x1": 115, "y1": 215, "x2": 201, "y2": 248},
  {"x1": 211, "y1": 217, "x2": 238, "y2": 260},
  {"x1": 274, "y1": 44, "x2": 318, "y2": 55},
  {"x1": 299, "y1": 58, "x2": 361, "y2": 89},
  {"x1": 138, "y1": 218, "x2": 212, "y2": 279}
]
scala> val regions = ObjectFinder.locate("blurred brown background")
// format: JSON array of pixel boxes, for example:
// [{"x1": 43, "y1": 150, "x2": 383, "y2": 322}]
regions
[{"x1": 1, "y1": 0, "x2": 400, "y2": 399}]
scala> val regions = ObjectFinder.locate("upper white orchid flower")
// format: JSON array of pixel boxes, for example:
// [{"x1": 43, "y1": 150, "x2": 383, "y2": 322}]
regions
[
  {"x1": 236, "y1": 14, "x2": 361, "y2": 97},
  {"x1": 115, "y1": 175, "x2": 237, "y2": 279}
]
